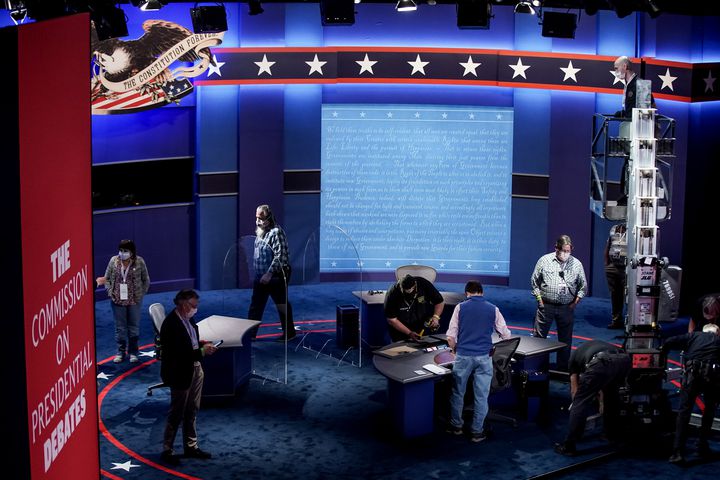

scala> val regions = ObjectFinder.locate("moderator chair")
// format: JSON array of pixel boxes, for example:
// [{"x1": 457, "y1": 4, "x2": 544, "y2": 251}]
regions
[
  {"x1": 485, "y1": 336, "x2": 521, "y2": 428},
  {"x1": 395, "y1": 264, "x2": 437, "y2": 283},
  {"x1": 146, "y1": 302, "x2": 167, "y2": 396}
]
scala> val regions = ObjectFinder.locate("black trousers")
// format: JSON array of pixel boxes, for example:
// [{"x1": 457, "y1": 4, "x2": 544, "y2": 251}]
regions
[
  {"x1": 673, "y1": 368, "x2": 720, "y2": 452},
  {"x1": 565, "y1": 353, "x2": 631, "y2": 446},
  {"x1": 604, "y1": 263, "x2": 626, "y2": 325},
  {"x1": 248, "y1": 271, "x2": 295, "y2": 337}
]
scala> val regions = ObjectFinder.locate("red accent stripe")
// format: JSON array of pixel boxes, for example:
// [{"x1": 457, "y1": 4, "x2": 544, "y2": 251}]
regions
[
  {"x1": 499, "y1": 50, "x2": 623, "y2": 61},
  {"x1": 643, "y1": 57, "x2": 694, "y2": 68}
]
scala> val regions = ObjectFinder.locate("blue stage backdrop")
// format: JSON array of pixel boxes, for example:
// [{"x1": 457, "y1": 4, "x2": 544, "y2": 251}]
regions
[{"x1": 320, "y1": 104, "x2": 513, "y2": 276}]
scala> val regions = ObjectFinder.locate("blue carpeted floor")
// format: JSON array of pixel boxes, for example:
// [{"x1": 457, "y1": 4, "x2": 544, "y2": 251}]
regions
[{"x1": 95, "y1": 283, "x2": 718, "y2": 479}]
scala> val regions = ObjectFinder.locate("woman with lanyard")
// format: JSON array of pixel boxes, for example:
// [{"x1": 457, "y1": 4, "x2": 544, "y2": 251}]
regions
[{"x1": 97, "y1": 239, "x2": 150, "y2": 363}]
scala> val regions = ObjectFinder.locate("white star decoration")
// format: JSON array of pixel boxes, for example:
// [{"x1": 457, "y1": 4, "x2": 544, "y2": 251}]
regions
[
  {"x1": 560, "y1": 60, "x2": 581, "y2": 82},
  {"x1": 331, "y1": 261, "x2": 337, "y2": 267},
  {"x1": 414, "y1": 112, "x2": 421, "y2": 118},
  {"x1": 496, "y1": 114, "x2": 503, "y2": 120},
  {"x1": 356, "y1": 54, "x2": 377, "y2": 75},
  {"x1": 97, "y1": 372, "x2": 112, "y2": 380},
  {"x1": 408, "y1": 54, "x2": 429, "y2": 75},
  {"x1": 460, "y1": 55, "x2": 481, "y2": 77},
  {"x1": 386, "y1": 112, "x2": 393, "y2": 118},
  {"x1": 332, "y1": 111, "x2": 339, "y2": 117},
  {"x1": 469, "y1": 113, "x2": 475, "y2": 119},
  {"x1": 466, "y1": 263, "x2": 472, "y2": 269},
  {"x1": 439, "y1": 262, "x2": 445, "y2": 268},
  {"x1": 609, "y1": 70, "x2": 623, "y2": 85},
  {"x1": 254, "y1": 54, "x2": 275, "y2": 76},
  {"x1": 207, "y1": 55, "x2": 225, "y2": 77},
  {"x1": 359, "y1": 112, "x2": 366, "y2": 117},
  {"x1": 139, "y1": 350, "x2": 155, "y2": 358},
  {"x1": 658, "y1": 68, "x2": 677, "y2": 91},
  {"x1": 306, "y1": 54, "x2": 327, "y2": 75},
  {"x1": 704, "y1": 70, "x2": 716, "y2": 93},
  {"x1": 111, "y1": 460, "x2": 140, "y2": 472},
  {"x1": 385, "y1": 261, "x2": 392, "y2": 267},
  {"x1": 509, "y1": 58, "x2": 531, "y2": 79},
  {"x1": 442, "y1": 113, "x2": 448, "y2": 119}
]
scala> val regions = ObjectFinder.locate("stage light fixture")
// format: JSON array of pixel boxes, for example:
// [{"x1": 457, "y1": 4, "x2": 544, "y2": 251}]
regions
[
  {"x1": 583, "y1": 0, "x2": 602, "y2": 16},
  {"x1": 131, "y1": 0, "x2": 167, "y2": 11},
  {"x1": 321, "y1": 0, "x2": 355, "y2": 26},
  {"x1": 248, "y1": 0, "x2": 263, "y2": 15},
  {"x1": 645, "y1": 0, "x2": 661, "y2": 18},
  {"x1": 456, "y1": 0, "x2": 491, "y2": 29},
  {"x1": 4, "y1": 0, "x2": 27, "y2": 24},
  {"x1": 91, "y1": 4, "x2": 129, "y2": 40},
  {"x1": 190, "y1": 3, "x2": 227, "y2": 33},
  {"x1": 541, "y1": 11, "x2": 577, "y2": 39},
  {"x1": 608, "y1": 0, "x2": 633, "y2": 18},
  {"x1": 514, "y1": 1, "x2": 535, "y2": 15},
  {"x1": 396, "y1": 0, "x2": 417, "y2": 12}
]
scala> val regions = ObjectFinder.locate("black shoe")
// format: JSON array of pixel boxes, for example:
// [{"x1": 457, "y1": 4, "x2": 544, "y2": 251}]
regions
[
  {"x1": 668, "y1": 451, "x2": 685, "y2": 464},
  {"x1": 184, "y1": 447, "x2": 212, "y2": 459},
  {"x1": 607, "y1": 323, "x2": 624, "y2": 330},
  {"x1": 446, "y1": 425, "x2": 463, "y2": 436},
  {"x1": 470, "y1": 431, "x2": 488, "y2": 443},
  {"x1": 554, "y1": 442, "x2": 577, "y2": 456},
  {"x1": 160, "y1": 450, "x2": 181, "y2": 466},
  {"x1": 275, "y1": 334, "x2": 297, "y2": 343}
]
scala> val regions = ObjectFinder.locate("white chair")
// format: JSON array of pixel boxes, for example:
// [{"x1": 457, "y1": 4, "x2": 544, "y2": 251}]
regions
[
  {"x1": 147, "y1": 303, "x2": 167, "y2": 396},
  {"x1": 395, "y1": 264, "x2": 437, "y2": 283}
]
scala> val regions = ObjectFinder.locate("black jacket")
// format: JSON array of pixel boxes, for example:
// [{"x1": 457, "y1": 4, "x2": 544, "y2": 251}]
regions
[{"x1": 160, "y1": 309, "x2": 204, "y2": 389}]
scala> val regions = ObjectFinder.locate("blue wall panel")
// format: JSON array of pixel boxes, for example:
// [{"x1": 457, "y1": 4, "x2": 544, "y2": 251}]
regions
[
  {"x1": 196, "y1": 196, "x2": 237, "y2": 290},
  {"x1": 509, "y1": 198, "x2": 547, "y2": 289}
]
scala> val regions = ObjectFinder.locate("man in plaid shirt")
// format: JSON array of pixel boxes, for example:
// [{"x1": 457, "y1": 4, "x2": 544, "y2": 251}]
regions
[
  {"x1": 531, "y1": 235, "x2": 587, "y2": 371},
  {"x1": 248, "y1": 204, "x2": 296, "y2": 341}
]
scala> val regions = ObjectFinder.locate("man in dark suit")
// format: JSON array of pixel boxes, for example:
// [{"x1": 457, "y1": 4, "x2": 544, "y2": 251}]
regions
[{"x1": 160, "y1": 289, "x2": 217, "y2": 465}]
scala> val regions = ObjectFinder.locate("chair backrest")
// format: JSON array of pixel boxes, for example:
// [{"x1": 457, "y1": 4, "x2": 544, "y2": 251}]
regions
[
  {"x1": 395, "y1": 264, "x2": 437, "y2": 283},
  {"x1": 149, "y1": 303, "x2": 167, "y2": 334},
  {"x1": 490, "y1": 336, "x2": 521, "y2": 393}
]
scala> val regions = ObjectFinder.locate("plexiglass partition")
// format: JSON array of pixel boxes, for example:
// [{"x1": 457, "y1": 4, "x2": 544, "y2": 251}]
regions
[
  {"x1": 221, "y1": 235, "x2": 288, "y2": 384},
  {"x1": 295, "y1": 224, "x2": 364, "y2": 367}
]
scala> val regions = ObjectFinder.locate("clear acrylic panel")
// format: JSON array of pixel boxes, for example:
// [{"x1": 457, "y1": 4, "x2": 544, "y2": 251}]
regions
[
  {"x1": 221, "y1": 234, "x2": 289, "y2": 384},
  {"x1": 294, "y1": 224, "x2": 364, "y2": 367}
]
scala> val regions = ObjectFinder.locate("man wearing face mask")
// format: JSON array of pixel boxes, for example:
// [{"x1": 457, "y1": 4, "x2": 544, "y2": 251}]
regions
[
  {"x1": 531, "y1": 235, "x2": 587, "y2": 371},
  {"x1": 160, "y1": 289, "x2": 217, "y2": 465},
  {"x1": 248, "y1": 204, "x2": 296, "y2": 341},
  {"x1": 384, "y1": 274, "x2": 444, "y2": 342}
]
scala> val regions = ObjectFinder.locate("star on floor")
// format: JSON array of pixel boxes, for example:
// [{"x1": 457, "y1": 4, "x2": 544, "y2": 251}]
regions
[
  {"x1": 560, "y1": 60, "x2": 581, "y2": 82},
  {"x1": 139, "y1": 350, "x2": 155, "y2": 358},
  {"x1": 305, "y1": 54, "x2": 327, "y2": 75},
  {"x1": 658, "y1": 67, "x2": 677, "y2": 91},
  {"x1": 356, "y1": 54, "x2": 377, "y2": 75},
  {"x1": 111, "y1": 460, "x2": 140, "y2": 472},
  {"x1": 206, "y1": 55, "x2": 225, "y2": 77},
  {"x1": 509, "y1": 58, "x2": 531, "y2": 79},
  {"x1": 97, "y1": 372, "x2": 112, "y2": 381},
  {"x1": 459, "y1": 55, "x2": 481, "y2": 77},
  {"x1": 254, "y1": 54, "x2": 275, "y2": 76},
  {"x1": 408, "y1": 54, "x2": 429, "y2": 76}
]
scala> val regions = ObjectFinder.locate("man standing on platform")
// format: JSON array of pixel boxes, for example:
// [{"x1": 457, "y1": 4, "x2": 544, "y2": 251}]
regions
[
  {"x1": 446, "y1": 281, "x2": 512, "y2": 442},
  {"x1": 248, "y1": 204, "x2": 296, "y2": 341},
  {"x1": 531, "y1": 234, "x2": 587, "y2": 371},
  {"x1": 662, "y1": 323, "x2": 720, "y2": 464},
  {"x1": 554, "y1": 340, "x2": 631, "y2": 456},
  {"x1": 160, "y1": 289, "x2": 217, "y2": 465},
  {"x1": 384, "y1": 274, "x2": 444, "y2": 342},
  {"x1": 605, "y1": 223, "x2": 628, "y2": 329}
]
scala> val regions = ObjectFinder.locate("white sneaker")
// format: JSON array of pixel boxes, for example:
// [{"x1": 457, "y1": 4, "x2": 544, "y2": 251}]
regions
[
  {"x1": 129, "y1": 354, "x2": 139, "y2": 363},
  {"x1": 113, "y1": 354, "x2": 124, "y2": 363}
]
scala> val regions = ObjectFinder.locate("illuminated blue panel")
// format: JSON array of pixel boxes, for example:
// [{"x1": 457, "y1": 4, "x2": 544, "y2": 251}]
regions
[
  {"x1": 596, "y1": 10, "x2": 637, "y2": 57},
  {"x1": 320, "y1": 104, "x2": 513, "y2": 275},
  {"x1": 513, "y1": 89, "x2": 551, "y2": 174},
  {"x1": 197, "y1": 85, "x2": 239, "y2": 172},
  {"x1": 285, "y1": 84, "x2": 322, "y2": 169},
  {"x1": 286, "y1": 3, "x2": 322, "y2": 46}
]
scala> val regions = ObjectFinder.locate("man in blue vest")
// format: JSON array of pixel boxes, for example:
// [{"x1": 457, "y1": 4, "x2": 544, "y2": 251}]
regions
[{"x1": 446, "y1": 280, "x2": 512, "y2": 442}]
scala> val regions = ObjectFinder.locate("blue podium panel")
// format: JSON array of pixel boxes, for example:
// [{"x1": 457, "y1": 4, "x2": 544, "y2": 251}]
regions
[{"x1": 388, "y1": 379, "x2": 436, "y2": 438}]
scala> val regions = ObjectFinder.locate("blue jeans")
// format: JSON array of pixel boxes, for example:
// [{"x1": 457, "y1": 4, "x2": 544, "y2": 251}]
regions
[
  {"x1": 450, "y1": 354, "x2": 493, "y2": 434},
  {"x1": 111, "y1": 302, "x2": 141, "y2": 355}
]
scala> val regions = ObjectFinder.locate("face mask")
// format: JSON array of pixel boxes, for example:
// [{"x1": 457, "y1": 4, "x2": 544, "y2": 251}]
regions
[
  {"x1": 187, "y1": 307, "x2": 198, "y2": 318},
  {"x1": 557, "y1": 251, "x2": 570, "y2": 263},
  {"x1": 118, "y1": 251, "x2": 131, "y2": 261}
]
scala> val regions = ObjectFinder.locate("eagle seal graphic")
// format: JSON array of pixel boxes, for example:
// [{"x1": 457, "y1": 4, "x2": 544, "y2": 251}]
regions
[{"x1": 91, "y1": 19, "x2": 224, "y2": 114}]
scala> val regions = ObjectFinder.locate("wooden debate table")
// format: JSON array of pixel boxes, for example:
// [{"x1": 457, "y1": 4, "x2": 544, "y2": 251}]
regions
[{"x1": 373, "y1": 334, "x2": 566, "y2": 437}]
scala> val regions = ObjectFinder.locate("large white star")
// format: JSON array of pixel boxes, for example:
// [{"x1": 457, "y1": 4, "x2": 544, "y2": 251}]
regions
[
  {"x1": 509, "y1": 58, "x2": 531, "y2": 79},
  {"x1": 408, "y1": 54, "x2": 429, "y2": 76},
  {"x1": 704, "y1": 70, "x2": 716, "y2": 93},
  {"x1": 139, "y1": 350, "x2": 155, "y2": 358},
  {"x1": 305, "y1": 54, "x2": 327, "y2": 76},
  {"x1": 356, "y1": 54, "x2": 377, "y2": 75},
  {"x1": 254, "y1": 54, "x2": 275, "y2": 76},
  {"x1": 459, "y1": 55, "x2": 481, "y2": 77},
  {"x1": 560, "y1": 60, "x2": 581, "y2": 82},
  {"x1": 207, "y1": 55, "x2": 225, "y2": 77},
  {"x1": 658, "y1": 67, "x2": 677, "y2": 91},
  {"x1": 97, "y1": 372, "x2": 112, "y2": 380},
  {"x1": 609, "y1": 70, "x2": 623, "y2": 85},
  {"x1": 111, "y1": 460, "x2": 140, "y2": 472}
]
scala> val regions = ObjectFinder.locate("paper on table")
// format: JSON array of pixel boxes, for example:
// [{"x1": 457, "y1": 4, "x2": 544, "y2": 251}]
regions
[{"x1": 423, "y1": 363, "x2": 450, "y2": 375}]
